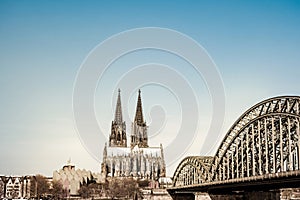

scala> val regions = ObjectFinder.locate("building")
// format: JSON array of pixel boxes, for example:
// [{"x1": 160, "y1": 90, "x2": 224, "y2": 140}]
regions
[
  {"x1": 0, "y1": 175, "x2": 32, "y2": 199},
  {"x1": 0, "y1": 177, "x2": 5, "y2": 198},
  {"x1": 53, "y1": 160, "x2": 100, "y2": 196},
  {"x1": 101, "y1": 89, "x2": 166, "y2": 180}
]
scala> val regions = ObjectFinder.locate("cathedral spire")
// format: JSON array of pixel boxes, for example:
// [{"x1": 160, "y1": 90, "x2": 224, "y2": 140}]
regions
[
  {"x1": 114, "y1": 89, "x2": 123, "y2": 124},
  {"x1": 131, "y1": 89, "x2": 148, "y2": 148},
  {"x1": 134, "y1": 89, "x2": 145, "y2": 126},
  {"x1": 109, "y1": 89, "x2": 127, "y2": 147}
]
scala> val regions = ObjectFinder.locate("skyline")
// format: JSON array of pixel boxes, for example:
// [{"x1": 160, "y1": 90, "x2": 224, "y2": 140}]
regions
[{"x1": 1, "y1": 1, "x2": 300, "y2": 177}]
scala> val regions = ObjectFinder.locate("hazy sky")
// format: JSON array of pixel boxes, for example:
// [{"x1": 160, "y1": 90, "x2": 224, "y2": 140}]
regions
[{"x1": 1, "y1": 1, "x2": 300, "y2": 177}]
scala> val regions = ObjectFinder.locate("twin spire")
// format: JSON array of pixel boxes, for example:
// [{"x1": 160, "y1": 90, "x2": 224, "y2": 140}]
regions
[
  {"x1": 109, "y1": 89, "x2": 148, "y2": 148},
  {"x1": 109, "y1": 89, "x2": 127, "y2": 147},
  {"x1": 114, "y1": 89, "x2": 123, "y2": 124},
  {"x1": 134, "y1": 89, "x2": 145, "y2": 126}
]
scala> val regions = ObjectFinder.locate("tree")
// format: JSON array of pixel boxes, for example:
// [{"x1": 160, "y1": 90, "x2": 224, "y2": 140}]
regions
[
  {"x1": 123, "y1": 178, "x2": 139, "y2": 198},
  {"x1": 30, "y1": 175, "x2": 49, "y2": 199},
  {"x1": 107, "y1": 179, "x2": 122, "y2": 199},
  {"x1": 78, "y1": 183, "x2": 104, "y2": 199},
  {"x1": 50, "y1": 180, "x2": 67, "y2": 200},
  {"x1": 106, "y1": 178, "x2": 140, "y2": 199},
  {"x1": 78, "y1": 185, "x2": 91, "y2": 198}
]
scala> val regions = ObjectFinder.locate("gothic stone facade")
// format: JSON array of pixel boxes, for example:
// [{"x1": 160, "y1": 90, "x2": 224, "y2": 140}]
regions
[{"x1": 101, "y1": 89, "x2": 166, "y2": 180}]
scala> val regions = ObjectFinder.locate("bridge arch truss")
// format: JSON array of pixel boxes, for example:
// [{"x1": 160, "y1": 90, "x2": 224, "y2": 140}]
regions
[
  {"x1": 173, "y1": 96, "x2": 300, "y2": 187},
  {"x1": 173, "y1": 156, "x2": 213, "y2": 187}
]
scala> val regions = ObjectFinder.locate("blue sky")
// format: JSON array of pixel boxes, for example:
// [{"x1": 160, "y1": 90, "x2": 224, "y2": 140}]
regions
[{"x1": 1, "y1": 1, "x2": 300, "y2": 176}]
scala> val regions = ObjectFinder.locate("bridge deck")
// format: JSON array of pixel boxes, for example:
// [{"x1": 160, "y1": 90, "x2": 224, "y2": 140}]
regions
[{"x1": 168, "y1": 170, "x2": 300, "y2": 194}]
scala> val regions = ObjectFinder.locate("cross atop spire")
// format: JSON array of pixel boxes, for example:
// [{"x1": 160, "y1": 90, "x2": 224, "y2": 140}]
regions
[
  {"x1": 134, "y1": 89, "x2": 145, "y2": 126},
  {"x1": 114, "y1": 89, "x2": 123, "y2": 124}
]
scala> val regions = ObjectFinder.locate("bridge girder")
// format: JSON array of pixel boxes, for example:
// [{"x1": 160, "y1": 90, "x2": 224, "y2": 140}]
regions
[
  {"x1": 173, "y1": 156, "x2": 213, "y2": 187},
  {"x1": 172, "y1": 96, "x2": 300, "y2": 188}
]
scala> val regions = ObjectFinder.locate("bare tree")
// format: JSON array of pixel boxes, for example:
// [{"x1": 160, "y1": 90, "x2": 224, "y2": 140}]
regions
[
  {"x1": 78, "y1": 183, "x2": 104, "y2": 199},
  {"x1": 50, "y1": 180, "x2": 67, "y2": 200},
  {"x1": 30, "y1": 175, "x2": 49, "y2": 199},
  {"x1": 78, "y1": 185, "x2": 91, "y2": 198},
  {"x1": 124, "y1": 178, "x2": 139, "y2": 198},
  {"x1": 106, "y1": 178, "x2": 121, "y2": 199},
  {"x1": 106, "y1": 178, "x2": 140, "y2": 199}
]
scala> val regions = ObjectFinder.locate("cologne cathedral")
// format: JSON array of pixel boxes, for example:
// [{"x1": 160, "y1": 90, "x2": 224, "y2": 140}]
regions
[{"x1": 101, "y1": 89, "x2": 166, "y2": 180}]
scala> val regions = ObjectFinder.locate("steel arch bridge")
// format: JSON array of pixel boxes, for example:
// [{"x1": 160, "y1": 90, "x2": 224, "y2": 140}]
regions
[{"x1": 172, "y1": 96, "x2": 300, "y2": 191}]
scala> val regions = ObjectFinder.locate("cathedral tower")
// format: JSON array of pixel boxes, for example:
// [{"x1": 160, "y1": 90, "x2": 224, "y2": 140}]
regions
[
  {"x1": 101, "y1": 89, "x2": 166, "y2": 180},
  {"x1": 109, "y1": 89, "x2": 127, "y2": 147},
  {"x1": 131, "y1": 89, "x2": 148, "y2": 148}
]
